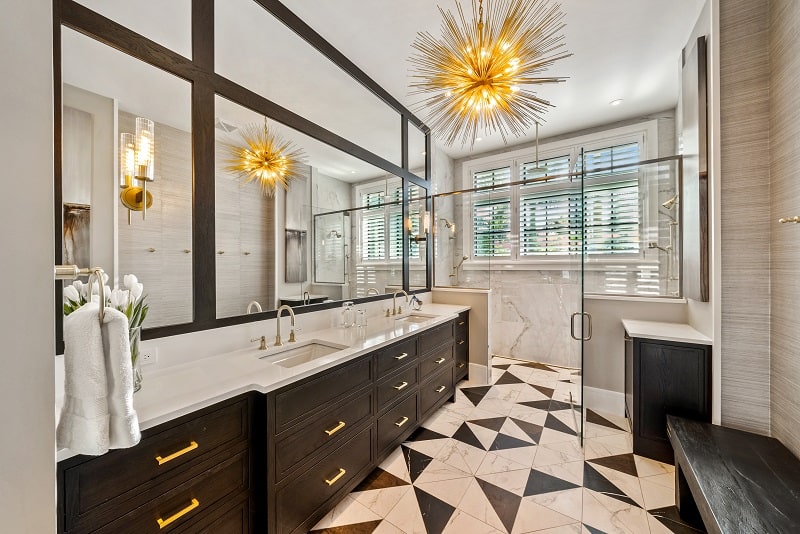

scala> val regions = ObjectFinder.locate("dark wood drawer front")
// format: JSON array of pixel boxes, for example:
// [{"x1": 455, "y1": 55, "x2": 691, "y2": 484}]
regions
[
  {"x1": 421, "y1": 367, "x2": 454, "y2": 417},
  {"x1": 276, "y1": 426, "x2": 373, "y2": 534},
  {"x1": 419, "y1": 321, "x2": 454, "y2": 354},
  {"x1": 420, "y1": 343, "x2": 454, "y2": 379},
  {"x1": 375, "y1": 337, "x2": 419, "y2": 378},
  {"x1": 275, "y1": 388, "x2": 373, "y2": 480},
  {"x1": 192, "y1": 494, "x2": 251, "y2": 534},
  {"x1": 274, "y1": 357, "x2": 372, "y2": 434},
  {"x1": 377, "y1": 365, "x2": 419, "y2": 411},
  {"x1": 455, "y1": 312, "x2": 469, "y2": 340},
  {"x1": 92, "y1": 450, "x2": 249, "y2": 534},
  {"x1": 377, "y1": 392, "x2": 419, "y2": 454},
  {"x1": 64, "y1": 398, "x2": 248, "y2": 527}
]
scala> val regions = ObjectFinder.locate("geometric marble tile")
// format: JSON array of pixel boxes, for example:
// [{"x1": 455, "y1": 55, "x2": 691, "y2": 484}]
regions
[
  {"x1": 414, "y1": 486, "x2": 456, "y2": 534},
  {"x1": 452, "y1": 422, "x2": 487, "y2": 450},
  {"x1": 587, "y1": 453, "x2": 639, "y2": 478},
  {"x1": 586, "y1": 409, "x2": 627, "y2": 432},
  {"x1": 524, "y1": 469, "x2": 580, "y2": 496},
  {"x1": 309, "y1": 519, "x2": 383, "y2": 533},
  {"x1": 648, "y1": 506, "x2": 707, "y2": 533},
  {"x1": 476, "y1": 477, "x2": 523, "y2": 532},
  {"x1": 582, "y1": 463, "x2": 640, "y2": 508}
]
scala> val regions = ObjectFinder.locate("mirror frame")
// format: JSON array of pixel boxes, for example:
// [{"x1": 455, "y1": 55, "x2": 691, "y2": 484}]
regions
[{"x1": 54, "y1": 0, "x2": 432, "y2": 353}]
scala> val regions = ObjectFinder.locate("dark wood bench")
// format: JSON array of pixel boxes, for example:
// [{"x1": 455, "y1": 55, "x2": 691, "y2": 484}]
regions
[{"x1": 667, "y1": 415, "x2": 800, "y2": 534}]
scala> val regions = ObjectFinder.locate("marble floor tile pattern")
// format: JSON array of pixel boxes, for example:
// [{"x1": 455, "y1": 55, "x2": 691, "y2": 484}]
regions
[{"x1": 310, "y1": 357, "x2": 705, "y2": 534}]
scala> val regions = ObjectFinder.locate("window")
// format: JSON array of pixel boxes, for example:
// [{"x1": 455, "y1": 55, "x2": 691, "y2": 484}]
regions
[
  {"x1": 358, "y1": 183, "x2": 422, "y2": 262},
  {"x1": 466, "y1": 137, "x2": 644, "y2": 261}
]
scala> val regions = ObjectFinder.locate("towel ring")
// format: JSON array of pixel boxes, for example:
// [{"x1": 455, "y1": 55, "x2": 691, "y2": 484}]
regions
[{"x1": 55, "y1": 264, "x2": 106, "y2": 323}]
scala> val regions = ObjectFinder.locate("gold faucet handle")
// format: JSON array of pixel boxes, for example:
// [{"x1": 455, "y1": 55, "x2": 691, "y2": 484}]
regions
[
  {"x1": 250, "y1": 336, "x2": 267, "y2": 350},
  {"x1": 397, "y1": 305, "x2": 402, "y2": 314},
  {"x1": 385, "y1": 309, "x2": 391, "y2": 318},
  {"x1": 288, "y1": 329, "x2": 296, "y2": 343}
]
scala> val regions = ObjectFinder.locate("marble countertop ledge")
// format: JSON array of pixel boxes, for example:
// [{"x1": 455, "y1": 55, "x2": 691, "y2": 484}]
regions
[
  {"x1": 56, "y1": 303, "x2": 469, "y2": 462},
  {"x1": 622, "y1": 319, "x2": 713, "y2": 345}
]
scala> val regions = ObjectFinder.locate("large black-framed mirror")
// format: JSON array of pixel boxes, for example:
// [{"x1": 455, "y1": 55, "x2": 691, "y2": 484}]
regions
[{"x1": 54, "y1": 0, "x2": 430, "y2": 353}]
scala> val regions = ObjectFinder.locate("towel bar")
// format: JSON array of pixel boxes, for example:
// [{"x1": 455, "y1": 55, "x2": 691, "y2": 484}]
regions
[{"x1": 55, "y1": 264, "x2": 106, "y2": 322}]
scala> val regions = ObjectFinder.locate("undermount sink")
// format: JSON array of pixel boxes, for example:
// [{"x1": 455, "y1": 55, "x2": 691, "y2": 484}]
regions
[
  {"x1": 394, "y1": 312, "x2": 437, "y2": 324},
  {"x1": 258, "y1": 340, "x2": 348, "y2": 368}
]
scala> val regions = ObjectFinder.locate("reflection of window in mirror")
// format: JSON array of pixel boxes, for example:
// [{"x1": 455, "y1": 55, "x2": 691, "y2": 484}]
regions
[
  {"x1": 61, "y1": 27, "x2": 193, "y2": 329},
  {"x1": 408, "y1": 184, "x2": 428, "y2": 291}
]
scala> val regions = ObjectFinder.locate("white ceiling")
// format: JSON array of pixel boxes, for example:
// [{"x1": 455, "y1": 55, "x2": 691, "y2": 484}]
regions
[
  {"x1": 284, "y1": 0, "x2": 706, "y2": 159},
  {"x1": 63, "y1": 0, "x2": 705, "y2": 176}
]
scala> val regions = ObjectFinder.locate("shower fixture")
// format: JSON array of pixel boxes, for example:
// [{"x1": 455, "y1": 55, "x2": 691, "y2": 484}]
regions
[
  {"x1": 449, "y1": 255, "x2": 469, "y2": 284},
  {"x1": 439, "y1": 218, "x2": 455, "y2": 229},
  {"x1": 662, "y1": 194, "x2": 678, "y2": 210},
  {"x1": 648, "y1": 242, "x2": 671, "y2": 253},
  {"x1": 327, "y1": 230, "x2": 342, "y2": 239}
]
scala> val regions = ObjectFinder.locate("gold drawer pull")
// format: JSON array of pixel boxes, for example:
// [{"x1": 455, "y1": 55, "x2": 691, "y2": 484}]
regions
[
  {"x1": 435, "y1": 385, "x2": 446, "y2": 393},
  {"x1": 155, "y1": 441, "x2": 199, "y2": 465},
  {"x1": 458, "y1": 340, "x2": 466, "y2": 345},
  {"x1": 324, "y1": 468, "x2": 346, "y2": 486},
  {"x1": 435, "y1": 357, "x2": 446, "y2": 364},
  {"x1": 324, "y1": 421, "x2": 346, "y2": 436},
  {"x1": 157, "y1": 498, "x2": 199, "y2": 529},
  {"x1": 457, "y1": 363, "x2": 466, "y2": 369},
  {"x1": 394, "y1": 381, "x2": 409, "y2": 391},
  {"x1": 458, "y1": 321, "x2": 466, "y2": 325},
  {"x1": 395, "y1": 416, "x2": 409, "y2": 427},
  {"x1": 394, "y1": 352, "x2": 409, "y2": 360}
]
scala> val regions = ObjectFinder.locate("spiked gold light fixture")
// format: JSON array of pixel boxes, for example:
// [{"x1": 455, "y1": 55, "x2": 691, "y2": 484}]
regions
[
  {"x1": 224, "y1": 117, "x2": 305, "y2": 198},
  {"x1": 409, "y1": 0, "x2": 571, "y2": 147}
]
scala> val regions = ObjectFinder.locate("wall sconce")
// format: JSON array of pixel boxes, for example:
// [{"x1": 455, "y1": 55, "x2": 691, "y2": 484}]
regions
[
  {"x1": 119, "y1": 117, "x2": 155, "y2": 224},
  {"x1": 410, "y1": 210, "x2": 430, "y2": 243}
]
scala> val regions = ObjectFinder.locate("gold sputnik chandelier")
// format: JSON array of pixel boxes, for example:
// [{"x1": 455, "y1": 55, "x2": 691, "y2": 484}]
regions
[
  {"x1": 224, "y1": 117, "x2": 305, "y2": 198},
  {"x1": 409, "y1": 0, "x2": 571, "y2": 147}
]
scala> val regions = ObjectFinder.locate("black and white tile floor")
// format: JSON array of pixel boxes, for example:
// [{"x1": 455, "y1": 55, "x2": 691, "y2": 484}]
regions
[{"x1": 310, "y1": 356, "x2": 705, "y2": 534}]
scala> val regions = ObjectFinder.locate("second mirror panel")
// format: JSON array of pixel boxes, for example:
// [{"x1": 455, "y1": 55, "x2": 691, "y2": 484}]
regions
[{"x1": 215, "y1": 96, "x2": 403, "y2": 318}]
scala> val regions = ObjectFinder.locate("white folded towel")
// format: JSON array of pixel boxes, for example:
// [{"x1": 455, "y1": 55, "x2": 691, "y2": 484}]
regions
[
  {"x1": 102, "y1": 306, "x2": 141, "y2": 449},
  {"x1": 56, "y1": 302, "x2": 141, "y2": 455},
  {"x1": 57, "y1": 302, "x2": 110, "y2": 455}
]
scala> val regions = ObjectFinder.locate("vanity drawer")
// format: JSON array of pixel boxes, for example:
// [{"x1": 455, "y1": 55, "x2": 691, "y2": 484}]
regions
[
  {"x1": 274, "y1": 356, "x2": 372, "y2": 434},
  {"x1": 420, "y1": 366, "x2": 454, "y2": 418},
  {"x1": 377, "y1": 364, "x2": 419, "y2": 412},
  {"x1": 377, "y1": 392, "x2": 419, "y2": 455},
  {"x1": 455, "y1": 311, "x2": 469, "y2": 340},
  {"x1": 375, "y1": 337, "x2": 419, "y2": 378},
  {"x1": 274, "y1": 387, "x2": 373, "y2": 481},
  {"x1": 62, "y1": 397, "x2": 249, "y2": 528},
  {"x1": 419, "y1": 320, "x2": 455, "y2": 354},
  {"x1": 89, "y1": 449, "x2": 249, "y2": 534},
  {"x1": 420, "y1": 343, "x2": 454, "y2": 379},
  {"x1": 275, "y1": 425, "x2": 373, "y2": 534}
]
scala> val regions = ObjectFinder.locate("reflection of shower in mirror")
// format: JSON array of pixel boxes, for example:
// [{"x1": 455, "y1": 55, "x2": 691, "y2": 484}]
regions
[{"x1": 449, "y1": 255, "x2": 468, "y2": 285}]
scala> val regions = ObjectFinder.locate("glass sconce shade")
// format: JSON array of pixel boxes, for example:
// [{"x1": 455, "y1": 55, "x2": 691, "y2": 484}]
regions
[
  {"x1": 135, "y1": 117, "x2": 155, "y2": 182},
  {"x1": 120, "y1": 132, "x2": 135, "y2": 188}
]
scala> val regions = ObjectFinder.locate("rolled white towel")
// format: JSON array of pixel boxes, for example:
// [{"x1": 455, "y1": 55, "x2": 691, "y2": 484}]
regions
[
  {"x1": 102, "y1": 307, "x2": 141, "y2": 449},
  {"x1": 57, "y1": 302, "x2": 110, "y2": 455}
]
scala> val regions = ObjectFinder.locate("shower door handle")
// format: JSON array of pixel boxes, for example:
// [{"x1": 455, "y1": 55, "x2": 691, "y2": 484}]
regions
[{"x1": 570, "y1": 312, "x2": 593, "y2": 341}]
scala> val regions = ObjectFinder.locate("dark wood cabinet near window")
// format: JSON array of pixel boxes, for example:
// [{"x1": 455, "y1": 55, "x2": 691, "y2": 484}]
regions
[
  {"x1": 625, "y1": 332, "x2": 711, "y2": 463},
  {"x1": 454, "y1": 310, "x2": 469, "y2": 382}
]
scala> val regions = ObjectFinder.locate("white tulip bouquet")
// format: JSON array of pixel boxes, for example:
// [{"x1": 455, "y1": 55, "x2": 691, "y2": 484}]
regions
[{"x1": 63, "y1": 274, "x2": 149, "y2": 387}]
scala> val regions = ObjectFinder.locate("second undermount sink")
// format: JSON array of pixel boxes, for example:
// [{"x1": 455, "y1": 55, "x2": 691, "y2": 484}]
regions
[
  {"x1": 394, "y1": 312, "x2": 437, "y2": 324},
  {"x1": 258, "y1": 340, "x2": 348, "y2": 368}
]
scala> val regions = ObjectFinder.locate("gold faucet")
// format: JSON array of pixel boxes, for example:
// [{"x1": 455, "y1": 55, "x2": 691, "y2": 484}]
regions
[
  {"x1": 366, "y1": 288, "x2": 380, "y2": 297},
  {"x1": 392, "y1": 290, "x2": 409, "y2": 316},
  {"x1": 275, "y1": 304, "x2": 297, "y2": 346},
  {"x1": 250, "y1": 335, "x2": 267, "y2": 350}
]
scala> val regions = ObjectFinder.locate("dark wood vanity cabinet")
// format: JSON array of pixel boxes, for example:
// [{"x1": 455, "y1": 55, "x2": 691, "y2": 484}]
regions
[
  {"x1": 625, "y1": 333, "x2": 711, "y2": 463},
  {"x1": 265, "y1": 317, "x2": 464, "y2": 533},
  {"x1": 57, "y1": 394, "x2": 256, "y2": 534},
  {"x1": 454, "y1": 310, "x2": 469, "y2": 382},
  {"x1": 57, "y1": 313, "x2": 469, "y2": 534}
]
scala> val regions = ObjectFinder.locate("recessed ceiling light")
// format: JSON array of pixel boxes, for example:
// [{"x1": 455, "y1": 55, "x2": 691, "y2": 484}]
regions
[
  {"x1": 476, "y1": 137, "x2": 483, "y2": 142},
  {"x1": 610, "y1": 99, "x2": 624, "y2": 107},
  {"x1": 350, "y1": 170, "x2": 356, "y2": 174}
]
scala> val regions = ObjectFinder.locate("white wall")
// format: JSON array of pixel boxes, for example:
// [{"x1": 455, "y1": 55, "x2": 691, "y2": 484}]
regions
[{"x1": 0, "y1": 0, "x2": 57, "y2": 531}]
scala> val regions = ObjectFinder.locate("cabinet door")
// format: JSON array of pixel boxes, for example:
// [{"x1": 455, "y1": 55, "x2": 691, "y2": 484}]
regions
[{"x1": 636, "y1": 340, "x2": 710, "y2": 442}]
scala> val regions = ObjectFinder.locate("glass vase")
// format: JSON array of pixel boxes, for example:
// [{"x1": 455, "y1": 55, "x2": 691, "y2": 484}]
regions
[{"x1": 130, "y1": 326, "x2": 143, "y2": 392}]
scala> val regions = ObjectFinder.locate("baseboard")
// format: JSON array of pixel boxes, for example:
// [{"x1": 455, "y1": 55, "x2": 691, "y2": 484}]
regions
[{"x1": 583, "y1": 386, "x2": 625, "y2": 417}]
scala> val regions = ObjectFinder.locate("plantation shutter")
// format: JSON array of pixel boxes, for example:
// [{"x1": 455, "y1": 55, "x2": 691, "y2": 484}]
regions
[
  {"x1": 361, "y1": 190, "x2": 385, "y2": 261},
  {"x1": 520, "y1": 155, "x2": 572, "y2": 184},
  {"x1": 472, "y1": 166, "x2": 511, "y2": 257},
  {"x1": 519, "y1": 190, "x2": 582, "y2": 256}
]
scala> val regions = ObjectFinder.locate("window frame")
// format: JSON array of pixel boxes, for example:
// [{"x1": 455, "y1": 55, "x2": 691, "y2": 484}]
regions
[{"x1": 460, "y1": 121, "x2": 659, "y2": 270}]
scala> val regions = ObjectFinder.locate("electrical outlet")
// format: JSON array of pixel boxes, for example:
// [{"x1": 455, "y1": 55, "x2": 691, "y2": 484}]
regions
[{"x1": 140, "y1": 346, "x2": 158, "y2": 366}]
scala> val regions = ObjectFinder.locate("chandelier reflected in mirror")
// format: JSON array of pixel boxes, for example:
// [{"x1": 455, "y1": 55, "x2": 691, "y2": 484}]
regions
[
  {"x1": 223, "y1": 117, "x2": 306, "y2": 198},
  {"x1": 409, "y1": 0, "x2": 571, "y2": 147}
]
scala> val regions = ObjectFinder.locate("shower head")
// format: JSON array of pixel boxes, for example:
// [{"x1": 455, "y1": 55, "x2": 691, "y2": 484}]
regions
[
  {"x1": 648, "y1": 242, "x2": 671, "y2": 253},
  {"x1": 662, "y1": 194, "x2": 678, "y2": 210},
  {"x1": 439, "y1": 218, "x2": 455, "y2": 229},
  {"x1": 327, "y1": 230, "x2": 342, "y2": 239}
]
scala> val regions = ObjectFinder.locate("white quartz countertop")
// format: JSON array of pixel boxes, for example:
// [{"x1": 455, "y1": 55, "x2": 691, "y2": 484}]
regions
[
  {"x1": 622, "y1": 319, "x2": 712, "y2": 345},
  {"x1": 56, "y1": 303, "x2": 469, "y2": 462}
]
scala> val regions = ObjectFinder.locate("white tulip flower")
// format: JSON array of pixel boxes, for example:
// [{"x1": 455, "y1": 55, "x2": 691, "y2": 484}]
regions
[
  {"x1": 131, "y1": 282, "x2": 144, "y2": 303},
  {"x1": 63, "y1": 285, "x2": 80, "y2": 303},
  {"x1": 73, "y1": 280, "x2": 85, "y2": 297},
  {"x1": 110, "y1": 288, "x2": 130, "y2": 309},
  {"x1": 123, "y1": 274, "x2": 138, "y2": 290}
]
